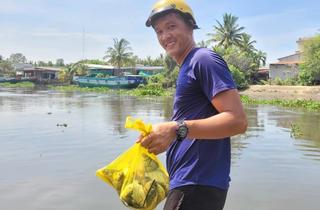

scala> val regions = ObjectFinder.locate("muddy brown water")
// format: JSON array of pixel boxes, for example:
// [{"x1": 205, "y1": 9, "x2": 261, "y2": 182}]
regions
[{"x1": 0, "y1": 88, "x2": 319, "y2": 210}]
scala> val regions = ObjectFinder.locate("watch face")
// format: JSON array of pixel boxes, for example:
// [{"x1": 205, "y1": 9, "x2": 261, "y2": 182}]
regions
[{"x1": 179, "y1": 126, "x2": 188, "y2": 138}]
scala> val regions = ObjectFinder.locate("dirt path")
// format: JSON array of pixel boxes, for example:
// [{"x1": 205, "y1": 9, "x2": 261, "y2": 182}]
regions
[{"x1": 240, "y1": 85, "x2": 320, "y2": 101}]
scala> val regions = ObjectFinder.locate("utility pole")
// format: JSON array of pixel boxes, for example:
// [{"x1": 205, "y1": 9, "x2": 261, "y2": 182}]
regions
[{"x1": 82, "y1": 27, "x2": 86, "y2": 61}]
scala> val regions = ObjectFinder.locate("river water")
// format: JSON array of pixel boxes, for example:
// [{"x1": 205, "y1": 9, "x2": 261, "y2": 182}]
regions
[{"x1": 0, "y1": 88, "x2": 319, "y2": 210}]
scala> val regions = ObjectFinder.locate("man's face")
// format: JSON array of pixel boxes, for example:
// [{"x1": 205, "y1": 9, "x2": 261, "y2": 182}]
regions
[{"x1": 153, "y1": 13, "x2": 193, "y2": 60}]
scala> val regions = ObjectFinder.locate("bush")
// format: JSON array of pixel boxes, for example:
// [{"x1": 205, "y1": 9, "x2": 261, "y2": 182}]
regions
[
  {"x1": 299, "y1": 65, "x2": 315, "y2": 85},
  {"x1": 134, "y1": 83, "x2": 165, "y2": 96},
  {"x1": 283, "y1": 78, "x2": 298, "y2": 86},
  {"x1": 298, "y1": 35, "x2": 320, "y2": 85},
  {"x1": 274, "y1": 77, "x2": 283, "y2": 85},
  {"x1": 229, "y1": 65, "x2": 248, "y2": 90}
]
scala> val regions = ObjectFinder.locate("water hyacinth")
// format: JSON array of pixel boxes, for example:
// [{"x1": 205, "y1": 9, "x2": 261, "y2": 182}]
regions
[{"x1": 240, "y1": 95, "x2": 320, "y2": 112}]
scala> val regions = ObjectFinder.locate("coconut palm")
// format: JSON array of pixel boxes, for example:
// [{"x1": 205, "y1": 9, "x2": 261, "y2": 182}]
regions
[
  {"x1": 164, "y1": 54, "x2": 177, "y2": 71},
  {"x1": 254, "y1": 50, "x2": 267, "y2": 67},
  {"x1": 103, "y1": 38, "x2": 133, "y2": 70},
  {"x1": 208, "y1": 13, "x2": 245, "y2": 49},
  {"x1": 240, "y1": 33, "x2": 257, "y2": 53},
  {"x1": 59, "y1": 65, "x2": 76, "y2": 84},
  {"x1": 73, "y1": 62, "x2": 88, "y2": 76},
  {"x1": 197, "y1": 40, "x2": 209, "y2": 48}
]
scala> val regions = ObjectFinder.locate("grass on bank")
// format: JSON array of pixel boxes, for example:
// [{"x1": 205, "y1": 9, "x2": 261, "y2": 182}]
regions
[
  {"x1": 49, "y1": 85, "x2": 111, "y2": 93},
  {"x1": 5, "y1": 83, "x2": 318, "y2": 111},
  {"x1": 0, "y1": 82, "x2": 35, "y2": 88},
  {"x1": 49, "y1": 84, "x2": 173, "y2": 97},
  {"x1": 240, "y1": 95, "x2": 320, "y2": 112}
]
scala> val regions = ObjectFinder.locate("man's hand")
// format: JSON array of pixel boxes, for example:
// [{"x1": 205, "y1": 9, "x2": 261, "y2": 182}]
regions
[{"x1": 137, "y1": 121, "x2": 177, "y2": 155}]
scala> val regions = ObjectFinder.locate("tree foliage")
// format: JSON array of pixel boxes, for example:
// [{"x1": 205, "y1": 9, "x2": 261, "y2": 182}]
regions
[
  {"x1": 299, "y1": 34, "x2": 320, "y2": 85},
  {"x1": 0, "y1": 60, "x2": 14, "y2": 74},
  {"x1": 59, "y1": 62, "x2": 88, "y2": 83},
  {"x1": 8, "y1": 53, "x2": 27, "y2": 64},
  {"x1": 208, "y1": 13, "x2": 245, "y2": 49},
  {"x1": 229, "y1": 65, "x2": 248, "y2": 89},
  {"x1": 137, "y1": 55, "x2": 164, "y2": 66},
  {"x1": 208, "y1": 13, "x2": 267, "y2": 85},
  {"x1": 103, "y1": 38, "x2": 133, "y2": 69},
  {"x1": 56, "y1": 58, "x2": 65, "y2": 66}
]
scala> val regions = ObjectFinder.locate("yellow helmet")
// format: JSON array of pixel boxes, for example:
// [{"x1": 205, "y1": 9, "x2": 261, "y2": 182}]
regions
[{"x1": 146, "y1": 0, "x2": 199, "y2": 29}]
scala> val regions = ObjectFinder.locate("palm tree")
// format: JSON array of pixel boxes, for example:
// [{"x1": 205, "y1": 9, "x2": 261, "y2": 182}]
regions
[
  {"x1": 164, "y1": 54, "x2": 177, "y2": 71},
  {"x1": 59, "y1": 62, "x2": 88, "y2": 84},
  {"x1": 240, "y1": 33, "x2": 257, "y2": 53},
  {"x1": 103, "y1": 38, "x2": 133, "y2": 70},
  {"x1": 73, "y1": 62, "x2": 88, "y2": 76},
  {"x1": 254, "y1": 50, "x2": 267, "y2": 67},
  {"x1": 197, "y1": 40, "x2": 209, "y2": 48},
  {"x1": 207, "y1": 13, "x2": 245, "y2": 49}
]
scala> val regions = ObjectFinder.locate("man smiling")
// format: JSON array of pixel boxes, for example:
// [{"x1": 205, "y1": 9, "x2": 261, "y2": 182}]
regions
[{"x1": 140, "y1": 0, "x2": 248, "y2": 209}]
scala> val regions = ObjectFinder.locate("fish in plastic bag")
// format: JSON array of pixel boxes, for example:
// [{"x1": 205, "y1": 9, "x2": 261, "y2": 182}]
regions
[{"x1": 96, "y1": 116, "x2": 169, "y2": 210}]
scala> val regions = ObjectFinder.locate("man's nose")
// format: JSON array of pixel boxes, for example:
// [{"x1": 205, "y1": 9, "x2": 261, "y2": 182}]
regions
[{"x1": 160, "y1": 30, "x2": 172, "y2": 42}]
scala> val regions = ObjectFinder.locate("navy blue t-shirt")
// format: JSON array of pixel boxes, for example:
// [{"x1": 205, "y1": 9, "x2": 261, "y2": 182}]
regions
[{"x1": 167, "y1": 47, "x2": 236, "y2": 190}]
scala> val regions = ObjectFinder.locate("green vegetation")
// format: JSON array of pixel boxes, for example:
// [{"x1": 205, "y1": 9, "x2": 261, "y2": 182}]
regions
[
  {"x1": 49, "y1": 85, "x2": 111, "y2": 93},
  {"x1": 0, "y1": 60, "x2": 14, "y2": 76},
  {"x1": 128, "y1": 83, "x2": 173, "y2": 96},
  {"x1": 290, "y1": 123, "x2": 303, "y2": 138},
  {"x1": 206, "y1": 13, "x2": 267, "y2": 89},
  {"x1": 298, "y1": 34, "x2": 320, "y2": 85},
  {"x1": 0, "y1": 82, "x2": 35, "y2": 88},
  {"x1": 49, "y1": 84, "x2": 173, "y2": 97},
  {"x1": 259, "y1": 77, "x2": 300, "y2": 86},
  {"x1": 229, "y1": 65, "x2": 248, "y2": 90},
  {"x1": 207, "y1": 13, "x2": 245, "y2": 49},
  {"x1": 8, "y1": 53, "x2": 27, "y2": 64},
  {"x1": 240, "y1": 95, "x2": 320, "y2": 111},
  {"x1": 59, "y1": 62, "x2": 88, "y2": 84},
  {"x1": 103, "y1": 38, "x2": 133, "y2": 70}
]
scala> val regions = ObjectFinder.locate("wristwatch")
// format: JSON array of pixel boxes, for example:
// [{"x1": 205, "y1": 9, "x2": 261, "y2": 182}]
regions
[{"x1": 176, "y1": 120, "x2": 188, "y2": 141}]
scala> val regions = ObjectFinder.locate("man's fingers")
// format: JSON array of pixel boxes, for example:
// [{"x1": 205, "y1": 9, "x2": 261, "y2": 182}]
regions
[
  {"x1": 140, "y1": 134, "x2": 153, "y2": 148},
  {"x1": 136, "y1": 134, "x2": 144, "y2": 143},
  {"x1": 148, "y1": 147, "x2": 159, "y2": 155}
]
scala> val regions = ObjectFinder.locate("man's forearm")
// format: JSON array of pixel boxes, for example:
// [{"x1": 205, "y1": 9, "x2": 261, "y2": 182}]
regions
[{"x1": 185, "y1": 112, "x2": 247, "y2": 140}]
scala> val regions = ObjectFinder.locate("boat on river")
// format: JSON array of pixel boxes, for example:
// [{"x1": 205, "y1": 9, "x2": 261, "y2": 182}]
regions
[
  {"x1": 0, "y1": 77, "x2": 17, "y2": 83},
  {"x1": 77, "y1": 75, "x2": 146, "y2": 89}
]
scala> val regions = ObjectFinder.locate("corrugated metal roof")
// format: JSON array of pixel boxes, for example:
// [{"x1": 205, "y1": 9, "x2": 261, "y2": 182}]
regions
[{"x1": 277, "y1": 52, "x2": 302, "y2": 60}]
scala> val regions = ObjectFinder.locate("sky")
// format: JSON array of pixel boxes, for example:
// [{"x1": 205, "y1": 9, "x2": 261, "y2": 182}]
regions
[{"x1": 0, "y1": 0, "x2": 319, "y2": 64}]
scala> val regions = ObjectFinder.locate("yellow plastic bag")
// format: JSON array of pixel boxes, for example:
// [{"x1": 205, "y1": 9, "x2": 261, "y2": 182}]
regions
[{"x1": 96, "y1": 117, "x2": 169, "y2": 210}]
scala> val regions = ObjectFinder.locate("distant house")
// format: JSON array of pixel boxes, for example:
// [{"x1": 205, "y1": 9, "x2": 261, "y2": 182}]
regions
[
  {"x1": 16, "y1": 67, "x2": 62, "y2": 84},
  {"x1": 255, "y1": 67, "x2": 269, "y2": 82},
  {"x1": 269, "y1": 38, "x2": 305, "y2": 80},
  {"x1": 14, "y1": 63, "x2": 33, "y2": 71}
]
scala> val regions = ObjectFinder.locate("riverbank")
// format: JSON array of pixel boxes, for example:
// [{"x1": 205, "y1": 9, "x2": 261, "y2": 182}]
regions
[
  {"x1": 0, "y1": 81, "x2": 35, "y2": 88},
  {"x1": 49, "y1": 84, "x2": 174, "y2": 97},
  {"x1": 1, "y1": 83, "x2": 320, "y2": 111},
  {"x1": 240, "y1": 85, "x2": 320, "y2": 101}
]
